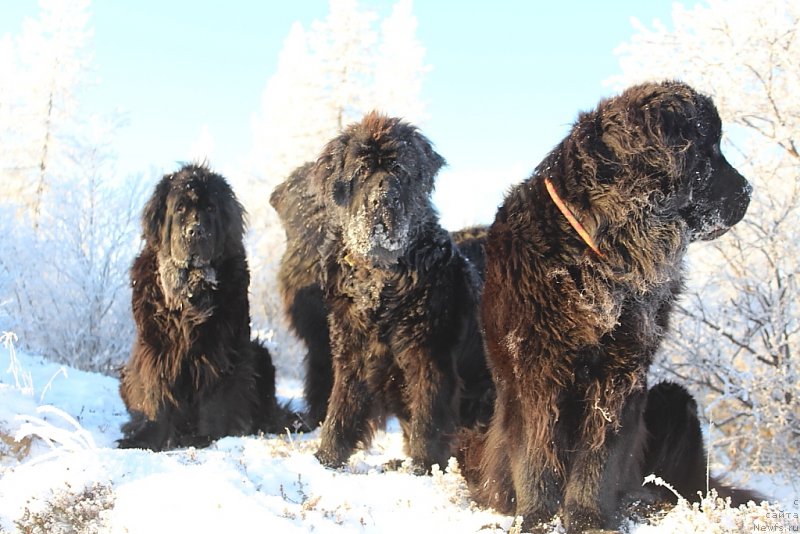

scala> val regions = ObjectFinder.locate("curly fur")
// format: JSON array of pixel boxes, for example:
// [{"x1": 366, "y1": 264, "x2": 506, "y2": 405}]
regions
[
  {"x1": 457, "y1": 81, "x2": 752, "y2": 532},
  {"x1": 119, "y1": 163, "x2": 285, "y2": 451}
]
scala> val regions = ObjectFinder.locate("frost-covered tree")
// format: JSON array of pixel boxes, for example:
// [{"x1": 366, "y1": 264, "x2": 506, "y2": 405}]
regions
[
  {"x1": 0, "y1": 1, "x2": 141, "y2": 373},
  {"x1": 373, "y1": 0, "x2": 429, "y2": 123},
  {"x1": 611, "y1": 0, "x2": 800, "y2": 472},
  {"x1": 243, "y1": 0, "x2": 429, "y2": 376},
  {"x1": 248, "y1": 0, "x2": 428, "y2": 182},
  {"x1": 0, "y1": 0, "x2": 93, "y2": 224},
  {"x1": 0, "y1": 141, "x2": 143, "y2": 373}
]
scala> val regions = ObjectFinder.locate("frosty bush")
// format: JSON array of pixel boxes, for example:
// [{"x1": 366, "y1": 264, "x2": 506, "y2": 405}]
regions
[
  {"x1": 0, "y1": 171, "x2": 144, "y2": 374},
  {"x1": 612, "y1": 0, "x2": 800, "y2": 472},
  {"x1": 14, "y1": 482, "x2": 114, "y2": 534}
]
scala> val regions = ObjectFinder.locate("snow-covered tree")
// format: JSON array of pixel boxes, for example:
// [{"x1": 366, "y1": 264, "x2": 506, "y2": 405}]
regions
[
  {"x1": 248, "y1": 0, "x2": 428, "y2": 183},
  {"x1": 611, "y1": 0, "x2": 800, "y2": 472},
  {"x1": 373, "y1": 0, "x2": 429, "y2": 123},
  {"x1": 0, "y1": 139, "x2": 143, "y2": 373},
  {"x1": 243, "y1": 0, "x2": 430, "y2": 376},
  {"x1": 0, "y1": 0, "x2": 94, "y2": 224},
  {"x1": 0, "y1": 1, "x2": 141, "y2": 373}
]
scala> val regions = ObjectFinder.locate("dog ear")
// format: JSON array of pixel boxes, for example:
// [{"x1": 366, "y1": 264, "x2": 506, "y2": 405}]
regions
[
  {"x1": 221, "y1": 183, "x2": 247, "y2": 249},
  {"x1": 141, "y1": 175, "x2": 173, "y2": 249},
  {"x1": 635, "y1": 81, "x2": 704, "y2": 155},
  {"x1": 269, "y1": 179, "x2": 289, "y2": 218},
  {"x1": 312, "y1": 135, "x2": 349, "y2": 193},
  {"x1": 411, "y1": 131, "x2": 446, "y2": 190},
  {"x1": 204, "y1": 174, "x2": 247, "y2": 255},
  {"x1": 598, "y1": 81, "x2": 701, "y2": 179}
]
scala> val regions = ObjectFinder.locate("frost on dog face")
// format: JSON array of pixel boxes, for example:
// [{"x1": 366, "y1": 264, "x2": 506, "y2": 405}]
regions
[
  {"x1": 145, "y1": 165, "x2": 239, "y2": 311},
  {"x1": 336, "y1": 169, "x2": 415, "y2": 265},
  {"x1": 674, "y1": 101, "x2": 751, "y2": 242},
  {"x1": 163, "y1": 183, "x2": 222, "y2": 269},
  {"x1": 317, "y1": 113, "x2": 444, "y2": 267}
]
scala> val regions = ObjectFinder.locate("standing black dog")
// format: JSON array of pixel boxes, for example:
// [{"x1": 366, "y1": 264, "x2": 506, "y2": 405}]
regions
[
  {"x1": 288, "y1": 112, "x2": 486, "y2": 473},
  {"x1": 270, "y1": 162, "x2": 334, "y2": 429},
  {"x1": 119, "y1": 163, "x2": 284, "y2": 451},
  {"x1": 457, "y1": 81, "x2": 752, "y2": 532},
  {"x1": 270, "y1": 167, "x2": 491, "y2": 430}
]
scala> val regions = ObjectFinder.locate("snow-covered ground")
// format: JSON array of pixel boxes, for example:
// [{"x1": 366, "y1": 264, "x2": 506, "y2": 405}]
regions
[{"x1": 0, "y1": 334, "x2": 797, "y2": 534}]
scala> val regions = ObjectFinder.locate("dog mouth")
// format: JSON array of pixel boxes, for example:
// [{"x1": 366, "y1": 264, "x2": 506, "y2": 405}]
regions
[
  {"x1": 686, "y1": 197, "x2": 749, "y2": 241},
  {"x1": 170, "y1": 251, "x2": 213, "y2": 269},
  {"x1": 188, "y1": 254, "x2": 212, "y2": 268},
  {"x1": 366, "y1": 220, "x2": 409, "y2": 263},
  {"x1": 366, "y1": 244, "x2": 404, "y2": 265},
  {"x1": 694, "y1": 225, "x2": 730, "y2": 241},
  {"x1": 685, "y1": 172, "x2": 751, "y2": 242},
  {"x1": 172, "y1": 231, "x2": 216, "y2": 268},
  {"x1": 686, "y1": 212, "x2": 732, "y2": 241},
  {"x1": 343, "y1": 209, "x2": 410, "y2": 266}
]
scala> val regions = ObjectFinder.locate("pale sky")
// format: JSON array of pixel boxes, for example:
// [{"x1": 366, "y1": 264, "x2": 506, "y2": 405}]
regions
[{"x1": 1, "y1": 1, "x2": 677, "y2": 228}]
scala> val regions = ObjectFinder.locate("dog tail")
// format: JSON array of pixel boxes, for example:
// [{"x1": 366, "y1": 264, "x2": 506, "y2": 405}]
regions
[
  {"x1": 453, "y1": 424, "x2": 517, "y2": 515},
  {"x1": 710, "y1": 479, "x2": 765, "y2": 507},
  {"x1": 643, "y1": 381, "x2": 766, "y2": 506}
]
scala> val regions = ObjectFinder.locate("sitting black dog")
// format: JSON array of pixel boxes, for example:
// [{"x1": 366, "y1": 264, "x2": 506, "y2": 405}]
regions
[
  {"x1": 119, "y1": 163, "x2": 285, "y2": 450},
  {"x1": 457, "y1": 81, "x2": 755, "y2": 532}
]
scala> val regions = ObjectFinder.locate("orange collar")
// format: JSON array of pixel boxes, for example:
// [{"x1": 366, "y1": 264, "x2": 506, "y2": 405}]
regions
[{"x1": 543, "y1": 178, "x2": 603, "y2": 257}]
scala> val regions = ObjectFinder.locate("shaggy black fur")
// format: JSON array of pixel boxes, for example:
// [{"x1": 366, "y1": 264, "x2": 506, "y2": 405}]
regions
[
  {"x1": 642, "y1": 382, "x2": 762, "y2": 506},
  {"x1": 450, "y1": 225, "x2": 488, "y2": 279},
  {"x1": 642, "y1": 382, "x2": 709, "y2": 503},
  {"x1": 118, "y1": 163, "x2": 284, "y2": 451},
  {"x1": 283, "y1": 112, "x2": 488, "y2": 473},
  {"x1": 457, "y1": 81, "x2": 753, "y2": 532},
  {"x1": 270, "y1": 162, "x2": 332, "y2": 429},
  {"x1": 271, "y1": 168, "x2": 492, "y2": 432}
]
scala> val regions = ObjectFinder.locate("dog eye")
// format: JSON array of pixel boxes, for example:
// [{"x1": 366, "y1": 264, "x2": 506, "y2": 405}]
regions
[{"x1": 176, "y1": 202, "x2": 186, "y2": 213}]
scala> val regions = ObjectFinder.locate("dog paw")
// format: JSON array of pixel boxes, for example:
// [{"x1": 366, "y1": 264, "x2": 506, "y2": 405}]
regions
[
  {"x1": 563, "y1": 505, "x2": 606, "y2": 534},
  {"x1": 518, "y1": 515, "x2": 559, "y2": 534},
  {"x1": 381, "y1": 458, "x2": 405, "y2": 472},
  {"x1": 116, "y1": 437, "x2": 156, "y2": 451},
  {"x1": 314, "y1": 448, "x2": 347, "y2": 469}
]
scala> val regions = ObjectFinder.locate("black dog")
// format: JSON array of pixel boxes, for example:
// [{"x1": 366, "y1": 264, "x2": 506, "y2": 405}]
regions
[
  {"x1": 271, "y1": 168, "x2": 492, "y2": 432},
  {"x1": 283, "y1": 112, "x2": 487, "y2": 473},
  {"x1": 457, "y1": 81, "x2": 752, "y2": 532},
  {"x1": 270, "y1": 162, "x2": 333, "y2": 429},
  {"x1": 119, "y1": 163, "x2": 284, "y2": 451}
]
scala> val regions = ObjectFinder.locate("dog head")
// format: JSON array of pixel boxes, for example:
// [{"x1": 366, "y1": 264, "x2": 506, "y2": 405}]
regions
[
  {"x1": 666, "y1": 90, "x2": 752, "y2": 241},
  {"x1": 142, "y1": 163, "x2": 246, "y2": 268},
  {"x1": 549, "y1": 80, "x2": 750, "y2": 258},
  {"x1": 311, "y1": 111, "x2": 446, "y2": 266}
]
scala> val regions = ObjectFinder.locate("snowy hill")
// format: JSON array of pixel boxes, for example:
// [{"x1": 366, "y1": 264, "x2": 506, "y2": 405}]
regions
[{"x1": 0, "y1": 336, "x2": 796, "y2": 533}]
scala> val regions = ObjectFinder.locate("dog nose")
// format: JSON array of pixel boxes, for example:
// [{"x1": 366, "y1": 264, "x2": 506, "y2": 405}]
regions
[
  {"x1": 185, "y1": 224, "x2": 205, "y2": 239},
  {"x1": 386, "y1": 185, "x2": 401, "y2": 208}
]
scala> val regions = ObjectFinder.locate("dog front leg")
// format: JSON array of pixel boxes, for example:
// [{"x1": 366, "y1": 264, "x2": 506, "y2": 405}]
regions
[
  {"x1": 562, "y1": 389, "x2": 648, "y2": 533},
  {"x1": 395, "y1": 346, "x2": 459, "y2": 474},
  {"x1": 314, "y1": 319, "x2": 372, "y2": 469}
]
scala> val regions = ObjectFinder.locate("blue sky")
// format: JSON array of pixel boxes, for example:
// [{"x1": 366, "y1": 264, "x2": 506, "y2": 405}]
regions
[{"x1": 1, "y1": 1, "x2": 677, "y2": 227}]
